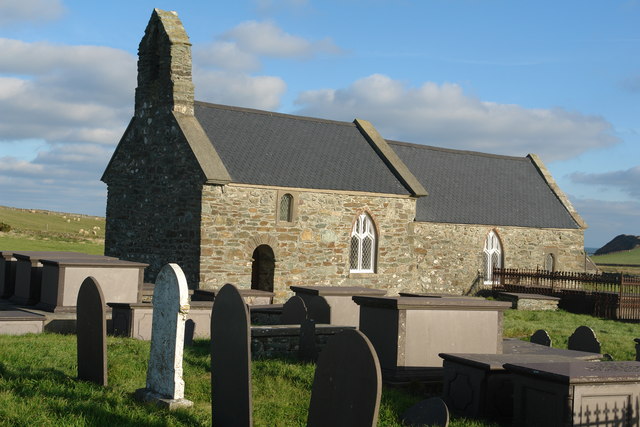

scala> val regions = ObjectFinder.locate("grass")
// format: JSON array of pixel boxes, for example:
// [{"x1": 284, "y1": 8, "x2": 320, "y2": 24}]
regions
[
  {"x1": 0, "y1": 334, "x2": 495, "y2": 427},
  {"x1": 591, "y1": 247, "x2": 640, "y2": 275},
  {"x1": 503, "y1": 310, "x2": 638, "y2": 361},
  {"x1": 0, "y1": 205, "x2": 105, "y2": 255},
  {"x1": 0, "y1": 309, "x2": 637, "y2": 426}
]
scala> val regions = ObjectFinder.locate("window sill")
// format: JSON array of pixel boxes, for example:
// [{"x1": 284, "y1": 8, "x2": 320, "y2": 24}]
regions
[{"x1": 349, "y1": 272, "x2": 376, "y2": 278}]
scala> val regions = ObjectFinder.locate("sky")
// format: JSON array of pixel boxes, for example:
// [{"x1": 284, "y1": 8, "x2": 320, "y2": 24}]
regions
[{"x1": 0, "y1": 0, "x2": 638, "y2": 248}]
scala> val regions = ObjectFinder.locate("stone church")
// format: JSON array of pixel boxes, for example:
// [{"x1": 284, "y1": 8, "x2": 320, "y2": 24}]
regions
[{"x1": 102, "y1": 9, "x2": 588, "y2": 300}]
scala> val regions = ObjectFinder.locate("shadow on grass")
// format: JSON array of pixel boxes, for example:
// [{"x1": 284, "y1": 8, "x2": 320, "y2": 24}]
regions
[{"x1": 0, "y1": 362, "x2": 206, "y2": 426}]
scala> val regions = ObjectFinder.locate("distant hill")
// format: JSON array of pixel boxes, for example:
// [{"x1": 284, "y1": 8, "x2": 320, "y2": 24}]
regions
[{"x1": 595, "y1": 234, "x2": 640, "y2": 255}]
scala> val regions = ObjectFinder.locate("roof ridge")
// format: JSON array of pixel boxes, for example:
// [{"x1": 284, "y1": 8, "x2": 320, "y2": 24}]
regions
[
  {"x1": 194, "y1": 100, "x2": 355, "y2": 128},
  {"x1": 387, "y1": 139, "x2": 527, "y2": 161}
]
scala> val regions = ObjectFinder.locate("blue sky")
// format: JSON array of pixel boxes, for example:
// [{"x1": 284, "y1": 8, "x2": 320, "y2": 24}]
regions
[{"x1": 0, "y1": 0, "x2": 638, "y2": 248}]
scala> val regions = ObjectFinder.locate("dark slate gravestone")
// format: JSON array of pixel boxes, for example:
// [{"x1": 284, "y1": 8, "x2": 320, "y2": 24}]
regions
[
  {"x1": 299, "y1": 318, "x2": 317, "y2": 362},
  {"x1": 76, "y1": 276, "x2": 107, "y2": 386},
  {"x1": 401, "y1": 397, "x2": 449, "y2": 427},
  {"x1": 211, "y1": 284, "x2": 252, "y2": 427},
  {"x1": 307, "y1": 329, "x2": 382, "y2": 427},
  {"x1": 281, "y1": 295, "x2": 308, "y2": 325},
  {"x1": 568, "y1": 326, "x2": 601, "y2": 354},
  {"x1": 635, "y1": 338, "x2": 640, "y2": 362},
  {"x1": 530, "y1": 329, "x2": 552, "y2": 347}
]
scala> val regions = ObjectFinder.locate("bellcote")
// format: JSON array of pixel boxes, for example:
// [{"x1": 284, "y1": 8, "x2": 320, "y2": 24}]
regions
[{"x1": 135, "y1": 9, "x2": 194, "y2": 116}]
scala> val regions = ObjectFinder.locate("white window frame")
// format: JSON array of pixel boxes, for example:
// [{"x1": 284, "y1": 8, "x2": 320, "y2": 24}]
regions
[
  {"x1": 483, "y1": 230, "x2": 502, "y2": 284},
  {"x1": 349, "y1": 213, "x2": 376, "y2": 273}
]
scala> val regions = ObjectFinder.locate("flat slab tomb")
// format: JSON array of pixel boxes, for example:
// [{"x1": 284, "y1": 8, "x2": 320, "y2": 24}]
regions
[
  {"x1": 290, "y1": 286, "x2": 387, "y2": 327},
  {"x1": 353, "y1": 295, "x2": 511, "y2": 382},
  {"x1": 505, "y1": 361, "x2": 640, "y2": 426},
  {"x1": 37, "y1": 258, "x2": 147, "y2": 312}
]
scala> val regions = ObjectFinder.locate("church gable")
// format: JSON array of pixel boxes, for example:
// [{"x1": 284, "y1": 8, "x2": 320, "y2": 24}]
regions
[{"x1": 389, "y1": 141, "x2": 582, "y2": 229}]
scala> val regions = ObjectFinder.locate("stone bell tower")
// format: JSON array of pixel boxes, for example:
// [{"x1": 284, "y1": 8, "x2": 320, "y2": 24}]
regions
[{"x1": 135, "y1": 9, "x2": 194, "y2": 116}]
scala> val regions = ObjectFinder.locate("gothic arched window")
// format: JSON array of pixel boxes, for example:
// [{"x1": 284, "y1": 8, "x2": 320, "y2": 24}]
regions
[
  {"x1": 483, "y1": 231, "x2": 502, "y2": 284},
  {"x1": 349, "y1": 213, "x2": 376, "y2": 273}
]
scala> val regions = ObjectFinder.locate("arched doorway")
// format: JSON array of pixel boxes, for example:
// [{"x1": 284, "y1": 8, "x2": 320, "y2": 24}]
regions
[{"x1": 251, "y1": 245, "x2": 275, "y2": 292}]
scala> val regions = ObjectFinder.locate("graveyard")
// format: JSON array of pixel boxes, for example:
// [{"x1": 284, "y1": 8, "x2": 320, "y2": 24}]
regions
[
  {"x1": 0, "y1": 267, "x2": 639, "y2": 426},
  {"x1": 1, "y1": 7, "x2": 640, "y2": 426}
]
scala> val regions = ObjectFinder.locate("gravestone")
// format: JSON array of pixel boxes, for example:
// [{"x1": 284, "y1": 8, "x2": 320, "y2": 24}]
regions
[
  {"x1": 530, "y1": 329, "x2": 552, "y2": 347},
  {"x1": 211, "y1": 284, "x2": 252, "y2": 427},
  {"x1": 307, "y1": 329, "x2": 382, "y2": 427},
  {"x1": 281, "y1": 295, "x2": 308, "y2": 325},
  {"x1": 568, "y1": 326, "x2": 601, "y2": 354},
  {"x1": 401, "y1": 397, "x2": 449, "y2": 427},
  {"x1": 76, "y1": 277, "x2": 107, "y2": 386},
  {"x1": 635, "y1": 338, "x2": 640, "y2": 362},
  {"x1": 299, "y1": 318, "x2": 318, "y2": 362},
  {"x1": 135, "y1": 264, "x2": 192, "y2": 409}
]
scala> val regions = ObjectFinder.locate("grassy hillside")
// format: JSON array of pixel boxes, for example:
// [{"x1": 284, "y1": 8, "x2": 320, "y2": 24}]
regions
[
  {"x1": 0, "y1": 205, "x2": 105, "y2": 255},
  {"x1": 590, "y1": 247, "x2": 640, "y2": 265},
  {"x1": 590, "y1": 247, "x2": 640, "y2": 275}
]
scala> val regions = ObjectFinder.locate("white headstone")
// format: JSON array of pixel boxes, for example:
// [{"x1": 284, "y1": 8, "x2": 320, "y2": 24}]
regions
[{"x1": 135, "y1": 263, "x2": 193, "y2": 409}]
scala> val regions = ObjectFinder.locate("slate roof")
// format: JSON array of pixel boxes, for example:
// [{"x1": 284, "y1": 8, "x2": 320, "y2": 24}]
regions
[
  {"x1": 389, "y1": 141, "x2": 580, "y2": 229},
  {"x1": 193, "y1": 101, "x2": 579, "y2": 230},
  {"x1": 194, "y1": 101, "x2": 411, "y2": 196}
]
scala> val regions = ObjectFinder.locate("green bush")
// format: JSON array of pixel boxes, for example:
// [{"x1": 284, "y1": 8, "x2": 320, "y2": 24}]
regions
[{"x1": 0, "y1": 222, "x2": 11, "y2": 232}]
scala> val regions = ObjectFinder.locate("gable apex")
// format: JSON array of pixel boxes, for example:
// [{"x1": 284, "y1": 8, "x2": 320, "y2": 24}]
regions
[{"x1": 135, "y1": 9, "x2": 194, "y2": 116}]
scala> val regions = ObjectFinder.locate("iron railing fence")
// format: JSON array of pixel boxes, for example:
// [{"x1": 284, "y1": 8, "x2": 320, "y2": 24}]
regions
[{"x1": 491, "y1": 267, "x2": 640, "y2": 320}]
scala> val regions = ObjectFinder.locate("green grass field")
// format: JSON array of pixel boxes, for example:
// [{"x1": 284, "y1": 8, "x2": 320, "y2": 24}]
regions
[
  {"x1": 590, "y1": 247, "x2": 640, "y2": 275},
  {"x1": 0, "y1": 205, "x2": 105, "y2": 255},
  {"x1": 0, "y1": 309, "x2": 637, "y2": 426}
]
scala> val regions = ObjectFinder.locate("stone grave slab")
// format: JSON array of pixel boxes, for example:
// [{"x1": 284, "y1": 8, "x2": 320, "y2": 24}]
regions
[
  {"x1": 307, "y1": 329, "x2": 381, "y2": 427},
  {"x1": 191, "y1": 287, "x2": 274, "y2": 305},
  {"x1": 10, "y1": 252, "x2": 118, "y2": 306},
  {"x1": 281, "y1": 295, "x2": 308, "y2": 325},
  {"x1": 439, "y1": 352, "x2": 596, "y2": 420},
  {"x1": 38, "y1": 258, "x2": 146, "y2": 312},
  {"x1": 76, "y1": 277, "x2": 107, "y2": 386},
  {"x1": 298, "y1": 318, "x2": 317, "y2": 362},
  {"x1": 291, "y1": 286, "x2": 386, "y2": 327},
  {"x1": 568, "y1": 325, "x2": 601, "y2": 354},
  {"x1": 211, "y1": 284, "x2": 252, "y2": 427},
  {"x1": 135, "y1": 264, "x2": 192, "y2": 409},
  {"x1": 635, "y1": 338, "x2": 639, "y2": 362},
  {"x1": 0, "y1": 309, "x2": 45, "y2": 335},
  {"x1": 502, "y1": 338, "x2": 602, "y2": 361},
  {"x1": 353, "y1": 296, "x2": 510, "y2": 382},
  {"x1": 505, "y1": 361, "x2": 640, "y2": 427},
  {"x1": 0, "y1": 251, "x2": 18, "y2": 299},
  {"x1": 401, "y1": 397, "x2": 449, "y2": 427},
  {"x1": 530, "y1": 329, "x2": 552, "y2": 347},
  {"x1": 109, "y1": 301, "x2": 212, "y2": 341},
  {"x1": 496, "y1": 292, "x2": 559, "y2": 311}
]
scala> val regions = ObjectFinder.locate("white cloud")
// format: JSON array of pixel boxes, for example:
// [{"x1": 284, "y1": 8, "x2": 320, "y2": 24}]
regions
[
  {"x1": 194, "y1": 68, "x2": 286, "y2": 111},
  {"x1": 221, "y1": 20, "x2": 343, "y2": 59},
  {"x1": 0, "y1": 0, "x2": 64, "y2": 27},
  {"x1": 570, "y1": 166, "x2": 640, "y2": 200},
  {"x1": 0, "y1": 143, "x2": 111, "y2": 216},
  {"x1": 195, "y1": 41, "x2": 261, "y2": 72},
  {"x1": 0, "y1": 38, "x2": 135, "y2": 145},
  {"x1": 295, "y1": 74, "x2": 618, "y2": 161}
]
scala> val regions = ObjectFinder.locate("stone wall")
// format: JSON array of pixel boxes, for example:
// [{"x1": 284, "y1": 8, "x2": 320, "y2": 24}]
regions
[
  {"x1": 413, "y1": 222, "x2": 586, "y2": 294},
  {"x1": 200, "y1": 185, "x2": 417, "y2": 301},
  {"x1": 103, "y1": 115, "x2": 204, "y2": 287}
]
